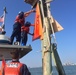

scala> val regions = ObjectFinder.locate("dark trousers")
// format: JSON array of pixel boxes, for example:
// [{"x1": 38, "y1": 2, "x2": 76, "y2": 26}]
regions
[
  {"x1": 10, "y1": 22, "x2": 21, "y2": 44},
  {"x1": 21, "y1": 31, "x2": 28, "y2": 45}
]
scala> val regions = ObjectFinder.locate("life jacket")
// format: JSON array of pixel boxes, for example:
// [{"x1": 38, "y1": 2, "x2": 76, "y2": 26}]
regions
[
  {"x1": 15, "y1": 15, "x2": 25, "y2": 26},
  {"x1": 21, "y1": 26, "x2": 29, "y2": 33},
  {"x1": 4, "y1": 62, "x2": 23, "y2": 75}
]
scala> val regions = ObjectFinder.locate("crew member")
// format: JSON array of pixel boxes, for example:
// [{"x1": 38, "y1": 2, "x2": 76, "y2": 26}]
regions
[
  {"x1": 21, "y1": 22, "x2": 34, "y2": 46},
  {"x1": 10, "y1": 11, "x2": 25, "y2": 44},
  {"x1": 3, "y1": 50, "x2": 31, "y2": 75}
]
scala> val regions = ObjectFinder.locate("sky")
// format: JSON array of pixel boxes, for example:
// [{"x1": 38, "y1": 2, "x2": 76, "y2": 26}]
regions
[{"x1": 0, "y1": 0, "x2": 76, "y2": 68}]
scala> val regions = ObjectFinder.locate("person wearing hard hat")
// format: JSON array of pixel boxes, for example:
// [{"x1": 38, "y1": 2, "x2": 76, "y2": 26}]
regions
[
  {"x1": 21, "y1": 21, "x2": 34, "y2": 46},
  {"x1": 9, "y1": 11, "x2": 25, "y2": 45},
  {"x1": 2, "y1": 50, "x2": 31, "y2": 75}
]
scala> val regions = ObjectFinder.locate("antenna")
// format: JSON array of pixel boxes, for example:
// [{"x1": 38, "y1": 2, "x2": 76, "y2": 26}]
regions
[{"x1": 1, "y1": 7, "x2": 7, "y2": 34}]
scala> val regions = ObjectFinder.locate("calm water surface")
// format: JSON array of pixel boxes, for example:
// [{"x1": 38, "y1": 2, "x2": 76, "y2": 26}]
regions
[{"x1": 29, "y1": 65, "x2": 76, "y2": 75}]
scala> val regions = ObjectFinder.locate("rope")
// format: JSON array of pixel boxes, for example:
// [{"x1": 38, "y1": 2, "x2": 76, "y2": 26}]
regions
[
  {"x1": 46, "y1": 2, "x2": 57, "y2": 44},
  {"x1": 50, "y1": 18, "x2": 57, "y2": 44}
]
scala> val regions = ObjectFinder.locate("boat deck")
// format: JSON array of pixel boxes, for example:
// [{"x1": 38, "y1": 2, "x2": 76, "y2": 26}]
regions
[{"x1": 0, "y1": 45, "x2": 32, "y2": 60}]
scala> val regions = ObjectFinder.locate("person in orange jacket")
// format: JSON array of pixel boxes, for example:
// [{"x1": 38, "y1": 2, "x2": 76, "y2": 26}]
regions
[
  {"x1": 2, "y1": 50, "x2": 31, "y2": 75},
  {"x1": 10, "y1": 9, "x2": 35, "y2": 45},
  {"x1": 21, "y1": 21, "x2": 34, "y2": 46}
]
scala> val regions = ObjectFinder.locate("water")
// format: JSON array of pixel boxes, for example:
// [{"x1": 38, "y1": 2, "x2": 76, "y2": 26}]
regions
[{"x1": 29, "y1": 65, "x2": 76, "y2": 75}]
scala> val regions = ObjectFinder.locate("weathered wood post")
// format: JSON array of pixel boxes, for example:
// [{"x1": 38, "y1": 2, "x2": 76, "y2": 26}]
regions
[{"x1": 39, "y1": 0, "x2": 52, "y2": 75}]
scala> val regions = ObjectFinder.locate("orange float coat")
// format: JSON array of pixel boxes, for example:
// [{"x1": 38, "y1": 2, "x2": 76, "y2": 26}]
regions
[
  {"x1": 15, "y1": 15, "x2": 25, "y2": 26},
  {"x1": 4, "y1": 62, "x2": 23, "y2": 75},
  {"x1": 21, "y1": 26, "x2": 29, "y2": 33}
]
